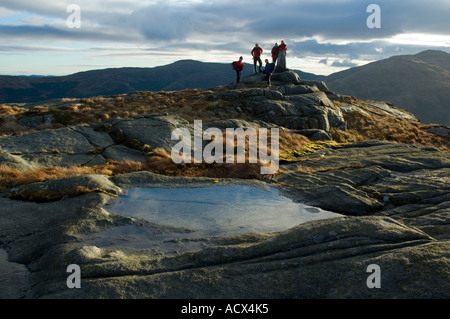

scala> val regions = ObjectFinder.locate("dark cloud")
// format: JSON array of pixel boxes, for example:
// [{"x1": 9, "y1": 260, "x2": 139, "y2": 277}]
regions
[
  {"x1": 318, "y1": 57, "x2": 358, "y2": 68},
  {"x1": 0, "y1": 23, "x2": 140, "y2": 43},
  {"x1": 288, "y1": 40, "x2": 372, "y2": 60},
  {"x1": 0, "y1": 1, "x2": 65, "y2": 17},
  {"x1": 378, "y1": 0, "x2": 450, "y2": 34},
  {"x1": 0, "y1": 25, "x2": 68, "y2": 38},
  {"x1": 2, "y1": 1, "x2": 449, "y2": 44},
  {"x1": 331, "y1": 59, "x2": 359, "y2": 68},
  {"x1": 130, "y1": 4, "x2": 195, "y2": 41},
  {"x1": 287, "y1": 38, "x2": 450, "y2": 62},
  {"x1": 1, "y1": 0, "x2": 449, "y2": 74},
  {"x1": 0, "y1": 44, "x2": 71, "y2": 52},
  {"x1": 242, "y1": 0, "x2": 450, "y2": 40}
]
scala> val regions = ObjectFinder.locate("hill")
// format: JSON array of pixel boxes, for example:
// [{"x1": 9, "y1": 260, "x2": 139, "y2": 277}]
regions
[
  {"x1": 3, "y1": 52, "x2": 449, "y2": 126},
  {"x1": 323, "y1": 50, "x2": 450, "y2": 125},
  {"x1": 0, "y1": 60, "x2": 319, "y2": 104},
  {"x1": 0, "y1": 60, "x2": 238, "y2": 103}
]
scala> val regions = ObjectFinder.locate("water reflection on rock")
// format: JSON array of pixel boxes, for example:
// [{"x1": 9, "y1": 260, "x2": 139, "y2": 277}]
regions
[{"x1": 109, "y1": 186, "x2": 341, "y2": 237}]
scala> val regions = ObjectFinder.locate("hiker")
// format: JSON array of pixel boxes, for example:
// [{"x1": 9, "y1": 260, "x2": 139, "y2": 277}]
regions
[
  {"x1": 277, "y1": 40, "x2": 287, "y2": 71},
  {"x1": 232, "y1": 56, "x2": 244, "y2": 84},
  {"x1": 271, "y1": 43, "x2": 279, "y2": 64},
  {"x1": 251, "y1": 43, "x2": 263, "y2": 74},
  {"x1": 263, "y1": 59, "x2": 275, "y2": 86}
]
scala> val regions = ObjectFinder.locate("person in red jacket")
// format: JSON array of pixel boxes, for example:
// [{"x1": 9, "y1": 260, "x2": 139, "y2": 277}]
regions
[
  {"x1": 232, "y1": 56, "x2": 244, "y2": 84},
  {"x1": 271, "y1": 43, "x2": 279, "y2": 64},
  {"x1": 251, "y1": 43, "x2": 263, "y2": 74},
  {"x1": 277, "y1": 40, "x2": 287, "y2": 71}
]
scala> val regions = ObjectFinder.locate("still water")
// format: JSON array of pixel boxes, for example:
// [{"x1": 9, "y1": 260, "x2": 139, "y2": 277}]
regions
[{"x1": 110, "y1": 186, "x2": 341, "y2": 237}]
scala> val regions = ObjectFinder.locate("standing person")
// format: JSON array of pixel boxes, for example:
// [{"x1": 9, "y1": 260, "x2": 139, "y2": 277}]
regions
[
  {"x1": 232, "y1": 56, "x2": 244, "y2": 84},
  {"x1": 271, "y1": 43, "x2": 279, "y2": 64},
  {"x1": 251, "y1": 43, "x2": 263, "y2": 74},
  {"x1": 263, "y1": 59, "x2": 275, "y2": 86},
  {"x1": 277, "y1": 40, "x2": 287, "y2": 71}
]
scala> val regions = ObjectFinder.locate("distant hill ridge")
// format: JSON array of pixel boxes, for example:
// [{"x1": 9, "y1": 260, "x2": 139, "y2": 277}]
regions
[
  {"x1": 324, "y1": 50, "x2": 450, "y2": 125},
  {"x1": 0, "y1": 60, "x2": 236, "y2": 103},
  {"x1": 0, "y1": 60, "x2": 318, "y2": 104},
  {"x1": 1, "y1": 50, "x2": 449, "y2": 125}
]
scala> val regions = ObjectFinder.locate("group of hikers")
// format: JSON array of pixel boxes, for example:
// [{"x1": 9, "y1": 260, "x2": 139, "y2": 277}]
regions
[{"x1": 232, "y1": 40, "x2": 287, "y2": 85}]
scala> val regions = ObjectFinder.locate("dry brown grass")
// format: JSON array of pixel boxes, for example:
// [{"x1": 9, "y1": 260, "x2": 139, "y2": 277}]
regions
[
  {"x1": 278, "y1": 132, "x2": 337, "y2": 161},
  {"x1": 0, "y1": 164, "x2": 100, "y2": 189},
  {"x1": 0, "y1": 124, "x2": 365, "y2": 191},
  {"x1": 0, "y1": 148, "x2": 274, "y2": 191},
  {"x1": 339, "y1": 109, "x2": 450, "y2": 152},
  {"x1": 2, "y1": 87, "x2": 448, "y2": 154},
  {"x1": 0, "y1": 89, "x2": 255, "y2": 136},
  {"x1": 0, "y1": 160, "x2": 145, "y2": 190},
  {"x1": 146, "y1": 148, "x2": 270, "y2": 180},
  {"x1": 279, "y1": 132, "x2": 310, "y2": 149},
  {"x1": 2, "y1": 86, "x2": 448, "y2": 192},
  {"x1": 145, "y1": 131, "x2": 334, "y2": 178},
  {"x1": 0, "y1": 104, "x2": 26, "y2": 116},
  {"x1": 0, "y1": 123, "x2": 288, "y2": 190}
]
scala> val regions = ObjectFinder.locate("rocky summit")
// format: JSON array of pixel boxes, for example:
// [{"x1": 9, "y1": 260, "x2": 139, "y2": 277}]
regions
[{"x1": 0, "y1": 71, "x2": 449, "y2": 299}]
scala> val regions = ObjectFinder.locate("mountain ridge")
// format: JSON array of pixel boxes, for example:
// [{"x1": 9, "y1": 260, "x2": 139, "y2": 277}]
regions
[
  {"x1": 0, "y1": 60, "x2": 319, "y2": 104},
  {"x1": 324, "y1": 50, "x2": 450, "y2": 125},
  {"x1": 1, "y1": 50, "x2": 450, "y2": 125}
]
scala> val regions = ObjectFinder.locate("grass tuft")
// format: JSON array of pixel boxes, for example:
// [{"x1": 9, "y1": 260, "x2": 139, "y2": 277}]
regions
[
  {"x1": 9, "y1": 186, "x2": 118, "y2": 203},
  {"x1": 341, "y1": 109, "x2": 450, "y2": 152}
]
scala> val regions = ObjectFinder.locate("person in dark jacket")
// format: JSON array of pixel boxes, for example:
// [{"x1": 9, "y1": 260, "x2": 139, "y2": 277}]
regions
[
  {"x1": 232, "y1": 56, "x2": 244, "y2": 83},
  {"x1": 263, "y1": 59, "x2": 275, "y2": 86},
  {"x1": 251, "y1": 43, "x2": 263, "y2": 74}
]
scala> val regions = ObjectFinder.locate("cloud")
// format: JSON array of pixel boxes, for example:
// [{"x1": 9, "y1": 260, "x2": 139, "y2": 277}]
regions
[
  {"x1": 0, "y1": 0, "x2": 449, "y2": 75},
  {"x1": 0, "y1": 24, "x2": 140, "y2": 43},
  {"x1": 289, "y1": 38, "x2": 450, "y2": 61},
  {"x1": 318, "y1": 57, "x2": 359, "y2": 68},
  {"x1": 0, "y1": 44, "x2": 76, "y2": 53},
  {"x1": 0, "y1": 0, "x2": 66, "y2": 19},
  {"x1": 243, "y1": 0, "x2": 450, "y2": 40},
  {"x1": 330, "y1": 59, "x2": 359, "y2": 68},
  {"x1": 130, "y1": 4, "x2": 194, "y2": 41},
  {"x1": 2, "y1": 0, "x2": 449, "y2": 44}
]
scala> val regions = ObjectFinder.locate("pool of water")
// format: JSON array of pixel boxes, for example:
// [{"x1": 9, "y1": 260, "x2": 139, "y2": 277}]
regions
[{"x1": 109, "y1": 186, "x2": 341, "y2": 237}]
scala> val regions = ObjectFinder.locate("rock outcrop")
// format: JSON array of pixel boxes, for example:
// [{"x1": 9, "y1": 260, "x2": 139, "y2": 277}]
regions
[
  {"x1": 217, "y1": 71, "x2": 346, "y2": 139},
  {"x1": 0, "y1": 70, "x2": 449, "y2": 299},
  {"x1": 0, "y1": 126, "x2": 114, "y2": 168}
]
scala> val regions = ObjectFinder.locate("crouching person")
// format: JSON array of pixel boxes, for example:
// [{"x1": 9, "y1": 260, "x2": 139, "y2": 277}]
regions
[{"x1": 263, "y1": 59, "x2": 275, "y2": 86}]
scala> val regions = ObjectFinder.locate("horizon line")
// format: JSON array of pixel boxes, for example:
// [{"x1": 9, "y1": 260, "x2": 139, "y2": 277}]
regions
[{"x1": 1, "y1": 49, "x2": 448, "y2": 78}]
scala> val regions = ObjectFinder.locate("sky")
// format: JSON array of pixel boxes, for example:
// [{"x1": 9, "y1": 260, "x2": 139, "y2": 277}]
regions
[{"x1": 0, "y1": 0, "x2": 449, "y2": 76}]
